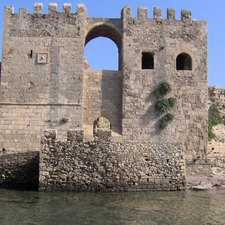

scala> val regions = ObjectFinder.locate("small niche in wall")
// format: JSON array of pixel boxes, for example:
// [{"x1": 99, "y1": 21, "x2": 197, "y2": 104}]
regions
[
  {"x1": 27, "y1": 50, "x2": 33, "y2": 58},
  {"x1": 37, "y1": 53, "x2": 49, "y2": 64},
  {"x1": 142, "y1": 52, "x2": 154, "y2": 69}
]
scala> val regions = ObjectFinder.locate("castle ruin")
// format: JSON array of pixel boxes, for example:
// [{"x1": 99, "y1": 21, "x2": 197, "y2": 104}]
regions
[{"x1": 0, "y1": 3, "x2": 208, "y2": 191}]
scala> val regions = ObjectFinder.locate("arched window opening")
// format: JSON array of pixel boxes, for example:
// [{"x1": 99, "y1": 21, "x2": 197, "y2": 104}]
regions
[
  {"x1": 176, "y1": 53, "x2": 192, "y2": 70},
  {"x1": 84, "y1": 37, "x2": 118, "y2": 70},
  {"x1": 142, "y1": 52, "x2": 154, "y2": 69}
]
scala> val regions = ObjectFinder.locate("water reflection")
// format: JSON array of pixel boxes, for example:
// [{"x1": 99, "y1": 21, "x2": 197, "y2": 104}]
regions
[{"x1": 0, "y1": 188, "x2": 225, "y2": 225}]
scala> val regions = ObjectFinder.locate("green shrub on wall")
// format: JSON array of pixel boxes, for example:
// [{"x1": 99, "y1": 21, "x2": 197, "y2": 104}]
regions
[
  {"x1": 153, "y1": 82, "x2": 172, "y2": 99},
  {"x1": 155, "y1": 98, "x2": 176, "y2": 113},
  {"x1": 208, "y1": 104, "x2": 222, "y2": 126},
  {"x1": 160, "y1": 113, "x2": 174, "y2": 129},
  {"x1": 153, "y1": 82, "x2": 175, "y2": 130},
  {"x1": 208, "y1": 104, "x2": 223, "y2": 140}
]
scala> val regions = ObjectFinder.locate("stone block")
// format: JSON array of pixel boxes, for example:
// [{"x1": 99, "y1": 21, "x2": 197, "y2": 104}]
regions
[
  {"x1": 137, "y1": 7, "x2": 148, "y2": 19},
  {"x1": 67, "y1": 129, "x2": 84, "y2": 142},
  {"x1": 154, "y1": 7, "x2": 162, "y2": 20},
  {"x1": 34, "y1": 3, "x2": 43, "y2": 14},
  {"x1": 63, "y1": 3, "x2": 71, "y2": 13},
  {"x1": 181, "y1": 9, "x2": 192, "y2": 22},
  {"x1": 19, "y1": 8, "x2": 28, "y2": 15},
  {"x1": 167, "y1": 8, "x2": 175, "y2": 20},
  {"x1": 48, "y1": 3, "x2": 57, "y2": 13}
]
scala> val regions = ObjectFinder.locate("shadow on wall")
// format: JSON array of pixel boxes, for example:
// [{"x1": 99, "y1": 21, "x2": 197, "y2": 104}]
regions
[
  {"x1": 101, "y1": 70, "x2": 122, "y2": 135},
  {"x1": 140, "y1": 88, "x2": 159, "y2": 128},
  {"x1": 0, "y1": 152, "x2": 39, "y2": 190}
]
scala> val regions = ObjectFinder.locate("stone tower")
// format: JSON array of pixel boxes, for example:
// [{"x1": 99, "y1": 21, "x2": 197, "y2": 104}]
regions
[{"x1": 0, "y1": 3, "x2": 207, "y2": 160}]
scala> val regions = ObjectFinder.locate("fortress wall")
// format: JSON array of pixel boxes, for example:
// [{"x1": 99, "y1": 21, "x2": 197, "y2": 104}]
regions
[
  {"x1": 0, "y1": 3, "x2": 211, "y2": 191},
  {"x1": 83, "y1": 70, "x2": 122, "y2": 139},
  {"x1": 0, "y1": 151, "x2": 39, "y2": 190},
  {"x1": 0, "y1": 3, "x2": 208, "y2": 161},
  {"x1": 0, "y1": 4, "x2": 86, "y2": 152},
  {"x1": 0, "y1": 104, "x2": 81, "y2": 152},
  {"x1": 121, "y1": 7, "x2": 208, "y2": 159},
  {"x1": 39, "y1": 130, "x2": 186, "y2": 191},
  {"x1": 1, "y1": 4, "x2": 86, "y2": 104}
]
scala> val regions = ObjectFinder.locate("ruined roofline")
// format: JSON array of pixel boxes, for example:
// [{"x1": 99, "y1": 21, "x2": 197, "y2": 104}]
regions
[{"x1": 5, "y1": 3, "x2": 193, "y2": 22}]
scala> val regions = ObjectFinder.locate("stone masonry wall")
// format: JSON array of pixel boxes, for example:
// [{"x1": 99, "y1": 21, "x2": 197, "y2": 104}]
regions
[
  {"x1": 83, "y1": 70, "x2": 122, "y2": 139},
  {"x1": 39, "y1": 130, "x2": 186, "y2": 191},
  {"x1": 0, "y1": 151, "x2": 39, "y2": 190},
  {"x1": 0, "y1": 104, "x2": 81, "y2": 152},
  {"x1": 0, "y1": 4, "x2": 86, "y2": 151},
  {"x1": 121, "y1": 7, "x2": 208, "y2": 160},
  {"x1": 0, "y1": 3, "x2": 207, "y2": 166}
]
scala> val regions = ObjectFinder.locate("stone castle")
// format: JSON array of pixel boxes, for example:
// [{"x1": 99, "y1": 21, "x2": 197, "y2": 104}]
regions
[{"x1": 0, "y1": 3, "x2": 208, "y2": 191}]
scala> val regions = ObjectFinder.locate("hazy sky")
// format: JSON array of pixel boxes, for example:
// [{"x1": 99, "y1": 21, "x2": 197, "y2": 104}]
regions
[{"x1": 0, "y1": 0, "x2": 224, "y2": 87}]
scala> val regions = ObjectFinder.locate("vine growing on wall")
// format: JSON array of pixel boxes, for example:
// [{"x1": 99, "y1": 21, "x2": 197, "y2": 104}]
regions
[{"x1": 153, "y1": 82, "x2": 176, "y2": 129}]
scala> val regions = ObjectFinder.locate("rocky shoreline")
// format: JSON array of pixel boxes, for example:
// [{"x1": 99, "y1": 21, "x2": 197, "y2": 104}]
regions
[{"x1": 187, "y1": 166, "x2": 225, "y2": 190}]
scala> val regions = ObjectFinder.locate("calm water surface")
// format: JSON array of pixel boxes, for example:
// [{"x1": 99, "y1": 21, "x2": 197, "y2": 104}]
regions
[{"x1": 1, "y1": 188, "x2": 225, "y2": 225}]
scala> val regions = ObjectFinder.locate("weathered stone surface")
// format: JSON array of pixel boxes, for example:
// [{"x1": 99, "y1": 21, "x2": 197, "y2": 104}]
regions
[
  {"x1": 208, "y1": 86, "x2": 225, "y2": 159},
  {"x1": 0, "y1": 4, "x2": 207, "y2": 161},
  {"x1": 0, "y1": 151, "x2": 39, "y2": 190},
  {"x1": 0, "y1": 4, "x2": 209, "y2": 191},
  {"x1": 39, "y1": 130, "x2": 186, "y2": 191}
]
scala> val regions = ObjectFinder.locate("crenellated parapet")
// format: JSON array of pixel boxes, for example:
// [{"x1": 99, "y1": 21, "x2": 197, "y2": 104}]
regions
[
  {"x1": 3, "y1": 3, "x2": 87, "y2": 38},
  {"x1": 4, "y1": 3, "x2": 196, "y2": 40},
  {"x1": 5, "y1": 3, "x2": 193, "y2": 23},
  {"x1": 5, "y1": 3, "x2": 86, "y2": 15},
  {"x1": 121, "y1": 5, "x2": 193, "y2": 22}
]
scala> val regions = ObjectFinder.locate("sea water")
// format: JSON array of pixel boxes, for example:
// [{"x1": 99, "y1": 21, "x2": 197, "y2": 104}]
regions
[{"x1": 0, "y1": 188, "x2": 225, "y2": 225}]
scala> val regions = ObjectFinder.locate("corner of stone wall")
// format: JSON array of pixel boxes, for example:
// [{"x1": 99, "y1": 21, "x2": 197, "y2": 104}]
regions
[{"x1": 121, "y1": 5, "x2": 132, "y2": 20}]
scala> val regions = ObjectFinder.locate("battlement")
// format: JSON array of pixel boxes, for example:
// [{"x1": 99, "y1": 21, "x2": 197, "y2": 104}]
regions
[
  {"x1": 4, "y1": 3, "x2": 86, "y2": 15},
  {"x1": 5, "y1": 3, "x2": 192, "y2": 22},
  {"x1": 122, "y1": 5, "x2": 192, "y2": 22}
]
